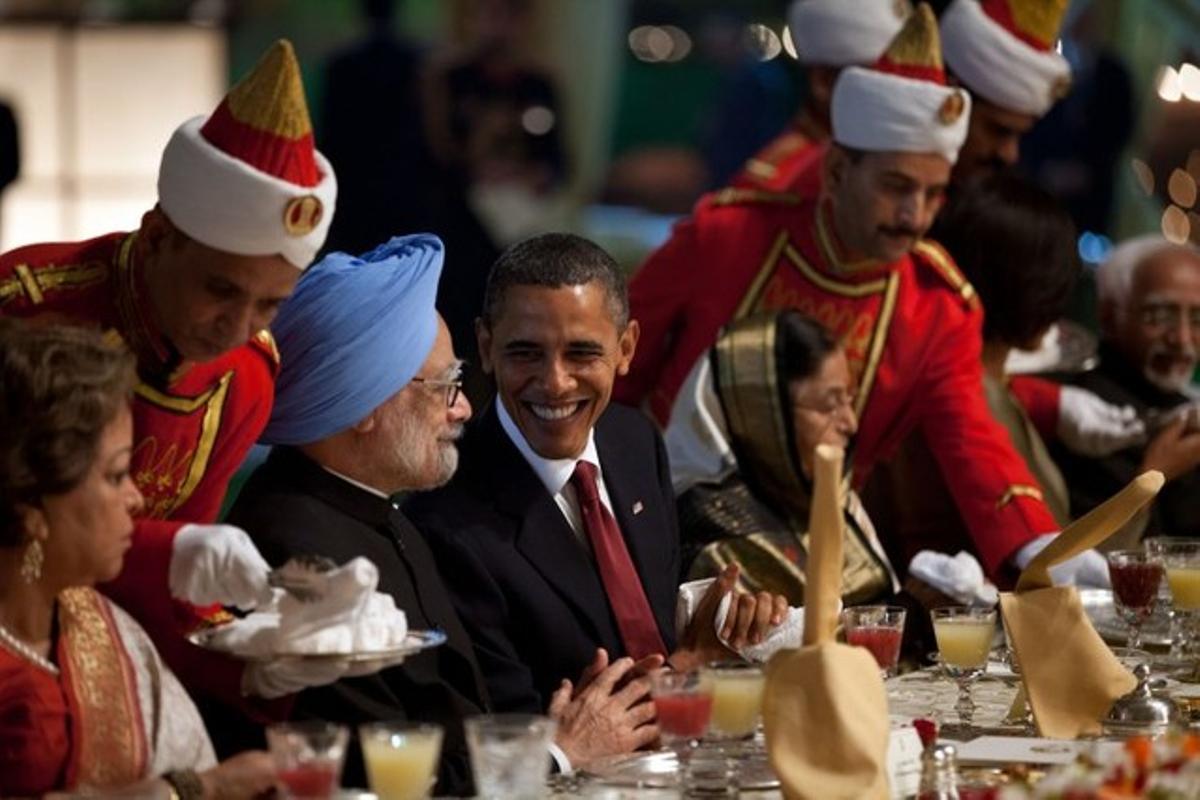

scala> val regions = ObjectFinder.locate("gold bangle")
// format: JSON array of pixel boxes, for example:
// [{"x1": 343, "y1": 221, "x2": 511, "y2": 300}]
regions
[{"x1": 163, "y1": 769, "x2": 204, "y2": 800}]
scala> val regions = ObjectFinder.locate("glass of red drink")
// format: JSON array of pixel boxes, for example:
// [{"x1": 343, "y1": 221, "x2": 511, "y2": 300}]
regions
[
  {"x1": 651, "y1": 670, "x2": 714, "y2": 745},
  {"x1": 1107, "y1": 549, "x2": 1165, "y2": 650},
  {"x1": 266, "y1": 721, "x2": 349, "y2": 799},
  {"x1": 842, "y1": 605, "x2": 907, "y2": 677},
  {"x1": 651, "y1": 670, "x2": 719, "y2": 791}
]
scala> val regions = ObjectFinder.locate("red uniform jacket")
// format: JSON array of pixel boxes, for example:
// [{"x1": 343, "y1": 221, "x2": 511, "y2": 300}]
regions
[
  {"x1": 618, "y1": 192, "x2": 1057, "y2": 576},
  {"x1": 0, "y1": 232, "x2": 279, "y2": 710}
]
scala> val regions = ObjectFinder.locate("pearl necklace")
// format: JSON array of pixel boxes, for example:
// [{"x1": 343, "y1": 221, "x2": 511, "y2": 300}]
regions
[{"x1": 0, "y1": 619, "x2": 58, "y2": 675}]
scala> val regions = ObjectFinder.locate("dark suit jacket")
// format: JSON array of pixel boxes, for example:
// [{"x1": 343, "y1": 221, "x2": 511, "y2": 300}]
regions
[
  {"x1": 1052, "y1": 343, "x2": 1200, "y2": 538},
  {"x1": 404, "y1": 403, "x2": 680, "y2": 714},
  {"x1": 224, "y1": 447, "x2": 490, "y2": 795}
]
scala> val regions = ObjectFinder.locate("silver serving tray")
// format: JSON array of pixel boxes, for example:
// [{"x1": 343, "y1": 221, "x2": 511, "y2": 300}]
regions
[
  {"x1": 581, "y1": 745, "x2": 780, "y2": 791},
  {"x1": 188, "y1": 627, "x2": 446, "y2": 664},
  {"x1": 1079, "y1": 589, "x2": 1173, "y2": 649}
]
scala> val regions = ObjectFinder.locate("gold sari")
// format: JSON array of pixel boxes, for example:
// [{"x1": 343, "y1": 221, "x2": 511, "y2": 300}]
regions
[{"x1": 675, "y1": 314, "x2": 896, "y2": 605}]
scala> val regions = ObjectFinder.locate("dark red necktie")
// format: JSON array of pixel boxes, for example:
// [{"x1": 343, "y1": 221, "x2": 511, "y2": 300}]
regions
[{"x1": 570, "y1": 460, "x2": 667, "y2": 659}]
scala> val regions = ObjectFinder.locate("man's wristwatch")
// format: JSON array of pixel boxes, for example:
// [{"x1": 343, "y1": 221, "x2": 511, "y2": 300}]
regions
[{"x1": 163, "y1": 768, "x2": 204, "y2": 800}]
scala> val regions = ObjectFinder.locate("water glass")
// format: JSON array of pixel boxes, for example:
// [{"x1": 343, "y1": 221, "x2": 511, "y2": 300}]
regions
[
  {"x1": 1107, "y1": 549, "x2": 1165, "y2": 650},
  {"x1": 359, "y1": 722, "x2": 444, "y2": 800},
  {"x1": 841, "y1": 605, "x2": 907, "y2": 677},
  {"x1": 932, "y1": 606, "x2": 996, "y2": 735},
  {"x1": 703, "y1": 661, "x2": 765, "y2": 740},
  {"x1": 465, "y1": 714, "x2": 557, "y2": 799},
  {"x1": 266, "y1": 721, "x2": 349, "y2": 799}
]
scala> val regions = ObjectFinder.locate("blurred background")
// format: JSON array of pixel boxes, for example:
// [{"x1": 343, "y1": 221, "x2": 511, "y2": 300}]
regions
[{"x1": 0, "y1": 0, "x2": 1196, "y2": 282}]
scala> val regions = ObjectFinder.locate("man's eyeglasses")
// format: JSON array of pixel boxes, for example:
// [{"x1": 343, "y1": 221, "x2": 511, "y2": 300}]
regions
[{"x1": 411, "y1": 376, "x2": 464, "y2": 408}]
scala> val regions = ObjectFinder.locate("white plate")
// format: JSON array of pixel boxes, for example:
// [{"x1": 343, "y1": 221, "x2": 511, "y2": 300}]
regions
[
  {"x1": 187, "y1": 626, "x2": 446, "y2": 663},
  {"x1": 582, "y1": 744, "x2": 779, "y2": 791}
]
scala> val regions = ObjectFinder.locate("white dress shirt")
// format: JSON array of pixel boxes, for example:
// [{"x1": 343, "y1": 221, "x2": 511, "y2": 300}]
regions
[{"x1": 496, "y1": 399, "x2": 619, "y2": 556}]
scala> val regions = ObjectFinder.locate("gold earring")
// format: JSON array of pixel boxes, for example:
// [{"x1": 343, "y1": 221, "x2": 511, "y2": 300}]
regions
[{"x1": 20, "y1": 539, "x2": 43, "y2": 584}]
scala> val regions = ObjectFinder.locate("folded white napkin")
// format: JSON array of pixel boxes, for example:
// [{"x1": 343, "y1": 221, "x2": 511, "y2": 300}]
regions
[
  {"x1": 204, "y1": 557, "x2": 408, "y2": 657},
  {"x1": 907, "y1": 550, "x2": 999, "y2": 607},
  {"x1": 675, "y1": 578, "x2": 805, "y2": 663},
  {"x1": 886, "y1": 724, "x2": 924, "y2": 800}
]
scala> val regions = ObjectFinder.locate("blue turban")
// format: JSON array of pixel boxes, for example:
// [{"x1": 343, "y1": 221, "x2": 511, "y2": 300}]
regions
[{"x1": 261, "y1": 234, "x2": 444, "y2": 446}]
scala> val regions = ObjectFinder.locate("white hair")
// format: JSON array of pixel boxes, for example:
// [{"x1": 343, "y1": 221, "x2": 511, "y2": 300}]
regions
[{"x1": 1095, "y1": 235, "x2": 1200, "y2": 321}]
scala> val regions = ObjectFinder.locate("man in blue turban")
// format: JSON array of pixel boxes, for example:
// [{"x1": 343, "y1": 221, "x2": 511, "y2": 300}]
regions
[{"x1": 222, "y1": 235, "x2": 662, "y2": 793}]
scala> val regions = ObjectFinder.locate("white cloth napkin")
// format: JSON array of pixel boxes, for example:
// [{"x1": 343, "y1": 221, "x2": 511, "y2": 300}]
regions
[
  {"x1": 907, "y1": 550, "x2": 999, "y2": 607},
  {"x1": 204, "y1": 557, "x2": 408, "y2": 657},
  {"x1": 886, "y1": 724, "x2": 924, "y2": 800},
  {"x1": 675, "y1": 578, "x2": 805, "y2": 663}
]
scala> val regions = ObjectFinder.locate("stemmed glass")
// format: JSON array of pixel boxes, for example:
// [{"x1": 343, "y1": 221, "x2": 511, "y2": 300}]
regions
[
  {"x1": 650, "y1": 670, "x2": 719, "y2": 790},
  {"x1": 464, "y1": 714, "x2": 557, "y2": 800},
  {"x1": 265, "y1": 721, "x2": 349, "y2": 800},
  {"x1": 842, "y1": 605, "x2": 907, "y2": 678},
  {"x1": 359, "y1": 722, "x2": 444, "y2": 800},
  {"x1": 1160, "y1": 540, "x2": 1200, "y2": 661},
  {"x1": 703, "y1": 661, "x2": 765, "y2": 742},
  {"x1": 1107, "y1": 549, "x2": 1165, "y2": 650},
  {"x1": 1146, "y1": 537, "x2": 1200, "y2": 663},
  {"x1": 932, "y1": 606, "x2": 996, "y2": 736}
]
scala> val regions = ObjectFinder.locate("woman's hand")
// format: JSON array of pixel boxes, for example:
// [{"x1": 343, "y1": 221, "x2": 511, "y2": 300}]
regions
[{"x1": 198, "y1": 751, "x2": 276, "y2": 800}]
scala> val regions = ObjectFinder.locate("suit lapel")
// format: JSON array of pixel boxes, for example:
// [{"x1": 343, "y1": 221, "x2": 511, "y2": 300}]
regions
[
  {"x1": 594, "y1": 413, "x2": 677, "y2": 645},
  {"x1": 472, "y1": 408, "x2": 620, "y2": 649}
]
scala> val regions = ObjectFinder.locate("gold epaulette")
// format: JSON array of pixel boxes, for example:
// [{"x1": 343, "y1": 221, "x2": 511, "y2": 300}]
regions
[
  {"x1": 709, "y1": 188, "x2": 801, "y2": 208},
  {"x1": 0, "y1": 260, "x2": 109, "y2": 308},
  {"x1": 742, "y1": 131, "x2": 812, "y2": 182},
  {"x1": 912, "y1": 240, "x2": 979, "y2": 311},
  {"x1": 250, "y1": 328, "x2": 281, "y2": 368}
]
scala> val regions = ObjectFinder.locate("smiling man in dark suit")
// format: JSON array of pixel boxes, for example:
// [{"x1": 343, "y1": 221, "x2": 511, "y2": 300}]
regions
[
  {"x1": 406, "y1": 232, "x2": 786, "y2": 715},
  {"x1": 225, "y1": 235, "x2": 663, "y2": 792}
]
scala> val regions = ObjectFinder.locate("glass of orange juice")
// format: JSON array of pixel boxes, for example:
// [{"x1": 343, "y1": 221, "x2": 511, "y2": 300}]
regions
[
  {"x1": 932, "y1": 606, "x2": 996, "y2": 735},
  {"x1": 1160, "y1": 540, "x2": 1200, "y2": 659},
  {"x1": 359, "y1": 722, "x2": 444, "y2": 800},
  {"x1": 703, "y1": 661, "x2": 765, "y2": 741}
]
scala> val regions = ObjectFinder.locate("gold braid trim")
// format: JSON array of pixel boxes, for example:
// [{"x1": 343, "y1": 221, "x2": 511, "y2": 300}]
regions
[
  {"x1": 226, "y1": 40, "x2": 312, "y2": 139},
  {"x1": 0, "y1": 261, "x2": 108, "y2": 307},
  {"x1": 996, "y1": 484, "x2": 1044, "y2": 510},
  {"x1": 710, "y1": 188, "x2": 801, "y2": 207},
  {"x1": 913, "y1": 239, "x2": 979, "y2": 309},
  {"x1": 58, "y1": 588, "x2": 148, "y2": 788}
]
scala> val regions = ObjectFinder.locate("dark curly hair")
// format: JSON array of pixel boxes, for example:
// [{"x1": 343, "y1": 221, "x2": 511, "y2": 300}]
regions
[
  {"x1": 0, "y1": 320, "x2": 136, "y2": 547},
  {"x1": 935, "y1": 172, "x2": 1080, "y2": 349}
]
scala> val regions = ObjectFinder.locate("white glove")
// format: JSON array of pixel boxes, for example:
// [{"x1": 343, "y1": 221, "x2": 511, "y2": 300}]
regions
[
  {"x1": 907, "y1": 551, "x2": 999, "y2": 607},
  {"x1": 169, "y1": 524, "x2": 274, "y2": 610},
  {"x1": 242, "y1": 649, "x2": 409, "y2": 698},
  {"x1": 1013, "y1": 533, "x2": 1111, "y2": 589},
  {"x1": 1057, "y1": 386, "x2": 1146, "y2": 457},
  {"x1": 243, "y1": 657, "x2": 351, "y2": 699}
]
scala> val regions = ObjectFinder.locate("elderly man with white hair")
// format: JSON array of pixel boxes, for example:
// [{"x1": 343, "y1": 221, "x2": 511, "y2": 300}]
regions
[{"x1": 1051, "y1": 235, "x2": 1200, "y2": 541}]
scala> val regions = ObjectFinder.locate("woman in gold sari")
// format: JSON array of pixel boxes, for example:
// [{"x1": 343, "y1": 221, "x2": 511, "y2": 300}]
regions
[
  {"x1": 0, "y1": 321, "x2": 273, "y2": 798},
  {"x1": 664, "y1": 310, "x2": 899, "y2": 606}
]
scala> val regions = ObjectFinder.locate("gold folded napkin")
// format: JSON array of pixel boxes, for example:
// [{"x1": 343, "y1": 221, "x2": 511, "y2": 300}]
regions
[
  {"x1": 1000, "y1": 471, "x2": 1164, "y2": 739},
  {"x1": 765, "y1": 445, "x2": 890, "y2": 799}
]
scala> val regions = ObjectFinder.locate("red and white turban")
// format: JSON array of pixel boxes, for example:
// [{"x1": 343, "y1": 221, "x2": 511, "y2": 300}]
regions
[
  {"x1": 157, "y1": 40, "x2": 336, "y2": 270},
  {"x1": 787, "y1": 0, "x2": 909, "y2": 67},
  {"x1": 941, "y1": 0, "x2": 1072, "y2": 118},
  {"x1": 831, "y1": 3, "x2": 971, "y2": 164}
]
